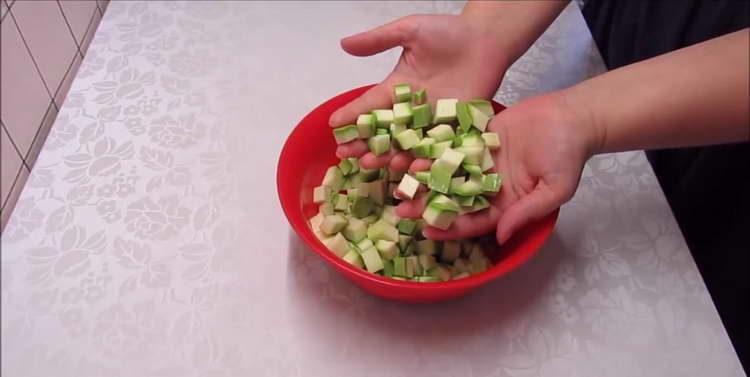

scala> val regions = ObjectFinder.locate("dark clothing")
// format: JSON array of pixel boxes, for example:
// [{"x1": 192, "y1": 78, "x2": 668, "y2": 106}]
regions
[{"x1": 582, "y1": 0, "x2": 750, "y2": 370}]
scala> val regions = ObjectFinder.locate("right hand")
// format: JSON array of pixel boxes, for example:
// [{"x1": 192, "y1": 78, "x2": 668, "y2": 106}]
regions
[{"x1": 332, "y1": 14, "x2": 511, "y2": 171}]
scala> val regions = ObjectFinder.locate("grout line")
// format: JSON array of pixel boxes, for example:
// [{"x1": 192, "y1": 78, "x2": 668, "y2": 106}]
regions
[
  {"x1": 95, "y1": 0, "x2": 102, "y2": 17},
  {"x1": 7, "y1": 9, "x2": 56, "y2": 103},
  {"x1": 1, "y1": 120, "x2": 31, "y2": 171},
  {"x1": 1, "y1": 0, "x2": 9, "y2": 24},
  {"x1": 55, "y1": 0, "x2": 85, "y2": 60},
  {"x1": 22, "y1": 102, "x2": 57, "y2": 168},
  {"x1": 51, "y1": 53, "x2": 80, "y2": 107},
  {"x1": 79, "y1": 3, "x2": 101, "y2": 58}
]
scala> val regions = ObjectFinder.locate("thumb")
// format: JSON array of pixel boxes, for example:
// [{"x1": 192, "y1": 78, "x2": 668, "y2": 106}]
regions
[
  {"x1": 496, "y1": 183, "x2": 564, "y2": 245},
  {"x1": 341, "y1": 16, "x2": 417, "y2": 57}
]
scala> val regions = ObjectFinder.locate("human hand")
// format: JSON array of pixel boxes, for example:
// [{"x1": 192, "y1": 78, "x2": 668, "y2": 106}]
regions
[
  {"x1": 397, "y1": 93, "x2": 595, "y2": 244},
  {"x1": 332, "y1": 14, "x2": 511, "y2": 170}
]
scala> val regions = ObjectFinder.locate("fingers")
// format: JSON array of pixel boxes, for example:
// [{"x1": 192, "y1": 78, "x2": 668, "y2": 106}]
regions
[
  {"x1": 423, "y1": 206, "x2": 500, "y2": 240},
  {"x1": 389, "y1": 151, "x2": 414, "y2": 172},
  {"x1": 395, "y1": 192, "x2": 428, "y2": 219},
  {"x1": 408, "y1": 158, "x2": 432, "y2": 173},
  {"x1": 329, "y1": 83, "x2": 394, "y2": 127},
  {"x1": 336, "y1": 139, "x2": 369, "y2": 159},
  {"x1": 496, "y1": 184, "x2": 563, "y2": 244},
  {"x1": 340, "y1": 16, "x2": 416, "y2": 57}
]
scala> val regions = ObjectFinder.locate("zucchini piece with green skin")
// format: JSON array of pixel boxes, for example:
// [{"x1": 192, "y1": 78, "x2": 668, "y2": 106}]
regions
[
  {"x1": 313, "y1": 185, "x2": 332, "y2": 204},
  {"x1": 469, "y1": 105, "x2": 491, "y2": 131},
  {"x1": 412, "y1": 137, "x2": 434, "y2": 158},
  {"x1": 356, "y1": 114, "x2": 376, "y2": 138},
  {"x1": 437, "y1": 148, "x2": 465, "y2": 174},
  {"x1": 429, "y1": 140, "x2": 453, "y2": 159},
  {"x1": 416, "y1": 239, "x2": 438, "y2": 255},
  {"x1": 394, "y1": 84, "x2": 412, "y2": 103},
  {"x1": 402, "y1": 241, "x2": 416, "y2": 256},
  {"x1": 368, "y1": 134, "x2": 391, "y2": 156},
  {"x1": 393, "y1": 256, "x2": 407, "y2": 276},
  {"x1": 405, "y1": 255, "x2": 420, "y2": 277},
  {"x1": 333, "y1": 193, "x2": 349, "y2": 211},
  {"x1": 412, "y1": 89, "x2": 427, "y2": 105},
  {"x1": 482, "y1": 173, "x2": 502, "y2": 193},
  {"x1": 482, "y1": 132, "x2": 501, "y2": 150},
  {"x1": 394, "y1": 129, "x2": 420, "y2": 150},
  {"x1": 381, "y1": 205, "x2": 399, "y2": 225},
  {"x1": 418, "y1": 254, "x2": 437, "y2": 271},
  {"x1": 338, "y1": 159, "x2": 353, "y2": 175},
  {"x1": 411, "y1": 103, "x2": 432, "y2": 129},
  {"x1": 454, "y1": 195, "x2": 475, "y2": 207},
  {"x1": 398, "y1": 235, "x2": 412, "y2": 251},
  {"x1": 463, "y1": 164, "x2": 482, "y2": 176},
  {"x1": 322, "y1": 166, "x2": 344, "y2": 191},
  {"x1": 324, "y1": 233, "x2": 349, "y2": 257},
  {"x1": 333, "y1": 125, "x2": 359, "y2": 144},
  {"x1": 350, "y1": 197, "x2": 375, "y2": 218},
  {"x1": 441, "y1": 241, "x2": 461, "y2": 262},
  {"x1": 395, "y1": 174, "x2": 420, "y2": 200},
  {"x1": 357, "y1": 238, "x2": 374, "y2": 251},
  {"x1": 361, "y1": 214, "x2": 379, "y2": 225},
  {"x1": 358, "y1": 167, "x2": 380, "y2": 182},
  {"x1": 376, "y1": 128, "x2": 389, "y2": 135},
  {"x1": 455, "y1": 145, "x2": 484, "y2": 165},
  {"x1": 348, "y1": 158, "x2": 359, "y2": 174},
  {"x1": 433, "y1": 98, "x2": 458, "y2": 123},
  {"x1": 468, "y1": 99, "x2": 494, "y2": 117},
  {"x1": 427, "y1": 265, "x2": 452, "y2": 281},
  {"x1": 453, "y1": 177, "x2": 483, "y2": 197},
  {"x1": 397, "y1": 219, "x2": 417, "y2": 235},
  {"x1": 360, "y1": 247, "x2": 384, "y2": 273},
  {"x1": 468, "y1": 195, "x2": 490, "y2": 213},
  {"x1": 422, "y1": 204, "x2": 458, "y2": 230},
  {"x1": 427, "y1": 124, "x2": 455, "y2": 142},
  {"x1": 414, "y1": 171, "x2": 430, "y2": 185},
  {"x1": 375, "y1": 240, "x2": 399, "y2": 261},
  {"x1": 367, "y1": 179, "x2": 386, "y2": 205},
  {"x1": 456, "y1": 101, "x2": 473, "y2": 132},
  {"x1": 372, "y1": 109, "x2": 394, "y2": 128},
  {"x1": 343, "y1": 249, "x2": 364, "y2": 268},
  {"x1": 428, "y1": 161, "x2": 452, "y2": 194},
  {"x1": 453, "y1": 258, "x2": 470, "y2": 274},
  {"x1": 481, "y1": 148, "x2": 495, "y2": 171},
  {"x1": 320, "y1": 214, "x2": 348, "y2": 235},
  {"x1": 342, "y1": 217, "x2": 367, "y2": 242},
  {"x1": 390, "y1": 122, "x2": 407, "y2": 136},
  {"x1": 416, "y1": 276, "x2": 440, "y2": 282},
  {"x1": 367, "y1": 220, "x2": 399, "y2": 242},
  {"x1": 460, "y1": 133, "x2": 485, "y2": 147},
  {"x1": 448, "y1": 176, "x2": 465, "y2": 194},
  {"x1": 415, "y1": 128, "x2": 424, "y2": 139},
  {"x1": 393, "y1": 102, "x2": 413, "y2": 125},
  {"x1": 319, "y1": 202, "x2": 334, "y2": 215},
  {"x1": 429, "y1": 194, "x2": 460, "y2": 212},
  {"x1": 382, "y1": 260, "x2": 395, "y2": 276}
]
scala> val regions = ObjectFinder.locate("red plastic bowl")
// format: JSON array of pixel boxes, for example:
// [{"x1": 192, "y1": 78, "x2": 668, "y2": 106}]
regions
[{"x1": 277, "y1": 85, "x2": 558, "y2": 303}]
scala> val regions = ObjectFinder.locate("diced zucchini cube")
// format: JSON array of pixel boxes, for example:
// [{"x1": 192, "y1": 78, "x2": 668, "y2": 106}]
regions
[
  {"x1": 322, "y1": 166, "x2": 344, "y2": 191},
  {"x1": 469, "y1": 104, "x2": 490, "y2": 131},
  {"x1": 468, "y1": 99, "x2": 494, "y2": 117},
  {"x1": 348, "y1": 158, "x2": 360, "y2": 174},
  {"x1": 375, "y1": 240, "x2": 399, "y2": 261},
  {"x1": 356, "y1": 238, "x2": 374, "y2": 251},
  {"x1": 393, "y1": 257, "x2": 407, "y2": 276},
  {"x1": 394, "y1": 84, "x2": 412, "y2": 103},
  {"x1": 426, "y1": 124, "x2": 455, "y2": 142},
  {"x1": 415, "y1": 128, "x2": 424, "y2": 139},
  {"x1": 416, "y1": 276, "x2": 439, "y2": 282},
  {"x1": 453, "y1": 178, "x2": 483, "y2": 197},
  {"x1": 395, "y1": 174, "x2": 420, "y2": 200},
  {"x1": 360, "y1": 247, "x2": 384, "y2": 273},
  {"x1": 356, "y1": 114, "x2": 376, "y2": 138},
  {"x1": 481, "y1": 132, "x2": 501, "y2": 150},
  {"x1": 313, "y1": 185, "x2": 332, "y2": 204},
  {"x1": 367, "y1": 220, "x2": 399, "y2": 242},
  {"x1": 342, "y1": 217, "x2": 367, "y2": 242},
  {"x1": 441, "y1": 241, "x2": 461, "y2": 262},
  {"x1": 361, "y1": 214, "x2": 379, "y2": 224},
  {"x1": 412, "y1": 137, "x2": 434, "y2": 158},
  {"x1": 343, "y1": 249, "x2": 364, "y2": 268},
  {"x1": 333, "y1": 194, "x2": 349, "y2": 211},
  {"x1": 469, "y1": 195, "x2": 490, "y2": 213},
  {"x1": 463, "y1": 164, "x2": 482, "y2": 176},
  {"x1": 453, "y1": 258, "x2": 470, "y2": 274},
  {"x1": 367, "y1": 180, "x2": 386, "y2": 205},
  {"x1": 456, "y1": 101, "x2": 473, "y2": 132},
  {"x1": 405, "y1": 256, "x2": 420, "y2": 277},
  {"x1": 454, "y1": 195, "x2": 475, "y2": 207},
  {"x1": 397, "y1": 219, "x2": 417, "y2": 235},
  {"x1": 383, "y1": 260, "x2": 395, "y2": 276},
  {"x1": 429, "y1": 141, "x2": 453, "y2": 159},
  {"x1": 403, "y1": 241, "x2": 416, "y2": 256},
  {"x1": 333, "y1": 125, "x2": 359, "y2": 144},
  {"x1": 414, "y1": 171, "x2": 430, "y2": 184},
  {"x1": 338, "y1": 159, "x2": 353, "y2": 176},
  {"x1": 350, "y1": 197, "x2": 375, "y2": 218},
  {"x1": 381, "y1": 205, "x2": 399, "y2": 225},
  {"x1": 440, "y1": 148, "x2": 466, "y2": 171},
  {"x1": 398, "y1": 235, "x2": 412, "y2": 250},
  {"x1": 368, "y1": 134, "x2": 391, "y2": 156},
  {"x1": 428, "y1": 162, "x2": 452, "y2": 194},
  {"x1": 376, "y1": 128, "x2": 389, "y2": 135},
  {"x1": 319, "y1": 202, "x2": 334, "y2": 215},
  {"x1": 481, "y1": 148, "x2": 495, "y2": 171},
  {"x1": 309, "y1": 212, "x2": 325, "y2": 230},
  {"x1": 358, "y1": 168, "x2": 380, "y2": 183},
  {"x1": 416, "y1": 239, "x2": 437, "y2": 255},
  {"x1": 482, "y1": 173, "x2": 502, "y2": 193},
  {"x1": 320, "y1": 214, "x2": 348, "y2": 235},
  {"x1": 324, "y1": 233, "x2": 350, "y2": 257},
  {"x1": 448, "y1": 176, "x2": 465, "y2": 194},
  {"x1": 418, "y1": 254, "x2": 437, "y2": 271},
  {"x1": 390, "y1": 122, "x2": 407, "y2": 137},
  {"x1": 461, "y1": 133, "x2": 485, "y2": 147},
  {"x1": 427, "y1": 265, "x2": 452, "y2": 281},
  {"x1": 422, "y1": 205, "x2": 458, "y2": 230},
  {"x1": 455, "y1": 146, "x2": 484, "y2": 165},
  {"x1": 412, "y1": 89, "x2": 427, "y2": 105},
  {"x1": 372, "y1": 109, "x2": 394, "y2": 128},
  {"x1": 411, "y1": 104, "x2": 432, "y2": 129},
  {"x1": 429, "y1": 194, "x2": 460, "y2": 212},
  {"x1": 394, "y1": 129, "x2": 420, "y2": 150},
  {"x1": 433, "y1": 98, "x2": 458, "y2": 123},
  {"x1": 393, "y1": 102, "x2": 413, "y2": 125}
]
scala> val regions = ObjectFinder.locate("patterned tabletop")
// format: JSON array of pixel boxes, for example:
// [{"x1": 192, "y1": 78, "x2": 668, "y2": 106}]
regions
[{"x1": 1, "y1": 2, "x2": 744, "y2": 376}]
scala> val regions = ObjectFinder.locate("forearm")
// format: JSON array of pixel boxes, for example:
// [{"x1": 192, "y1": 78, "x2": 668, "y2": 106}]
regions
[
  {"x1": 563, "y1": 29, "x2": 750, "y2": 155},
  {"x1": 461, "y1": 0, "x2": 569, "y2": 65}
]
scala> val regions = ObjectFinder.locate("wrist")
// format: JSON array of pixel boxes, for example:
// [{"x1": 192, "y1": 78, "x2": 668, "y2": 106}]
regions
[{"x1": 554, "y1": 88, "x2": 605, "y2": 159}]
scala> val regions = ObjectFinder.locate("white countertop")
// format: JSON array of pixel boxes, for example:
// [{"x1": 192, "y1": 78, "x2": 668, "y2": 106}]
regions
[{"x1": 1, "y1": 1, "x2": 744, "y2": 376}]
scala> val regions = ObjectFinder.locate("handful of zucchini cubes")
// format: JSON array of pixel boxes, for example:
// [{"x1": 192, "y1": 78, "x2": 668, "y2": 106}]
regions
[{"x1": 309, "y1": 84, "x2": 502, "y2": 282}]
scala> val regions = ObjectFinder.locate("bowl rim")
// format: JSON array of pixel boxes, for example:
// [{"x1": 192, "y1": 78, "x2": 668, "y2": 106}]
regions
[{"x1": 277, "y1": 84, "x2": 559, "y2": 291}]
